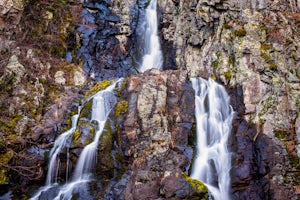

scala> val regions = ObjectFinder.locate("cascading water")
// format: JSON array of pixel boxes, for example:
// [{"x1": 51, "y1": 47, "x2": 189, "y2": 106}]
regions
[
  {"x1": 30, "y1": 79, "x2": 123, "y2": 200},
  {"x1": 139, "y1": 0, "x2": 163, "y2": 72},
  {"x1": 190, "y1": 78, "x2": 233, "y2": 200},
  {"x1": 30, "y1": 111, "x2": 81, "y2": 199}
]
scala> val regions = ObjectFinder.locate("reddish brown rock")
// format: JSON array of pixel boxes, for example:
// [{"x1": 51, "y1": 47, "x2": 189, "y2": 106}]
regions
[{"x1": 104, "y1": 69, "x2": 204, "y2": 199}]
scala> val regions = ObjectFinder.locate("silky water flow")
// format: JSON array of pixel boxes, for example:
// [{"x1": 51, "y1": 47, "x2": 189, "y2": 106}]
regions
[
  {"x1": 139, "y1": 0, "x2": 163, "y2": 72},
  {"x1": 30, "y1": 79, "x2": 123, "y2": 200},
  {"x1": 190, "y1": 78, "x2": 234, "y2": 200}
]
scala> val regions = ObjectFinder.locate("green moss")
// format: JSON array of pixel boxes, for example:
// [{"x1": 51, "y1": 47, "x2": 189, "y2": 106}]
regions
[
  {"x1": 274, "y1": 130, "x2": 288, "y2": 142},
  {"x1": 216, "y1": 51, "x2": 222, "y2": 58},
  {"x1": 73, "y1": 128, "x2": 81, "y2": 142},
  {"x1": 198, "y1": 8, "x2": 206, "y2": 13},
  {"x1": 121, "y1": 77, "x2": 129, "y2": 90},
  {"x1": 99, "y1": 122, "x2": 114, "y2": 150},
  {"x1": 233, "y1": 28, "x2": 246, "y2": 37},
  {"x1": 224, "y1": 71, "x2": 232, "y2": 81},
  {"x1": 116, "y1": 77, "x2": 129, "y2": 97},
  {"x1": 0, "y1": 150, "x2": 14, "y2": 185},
  {"x1": 212, "y1": 60, "x2": 219, "y2": 73},
  {"x1": 0, "y1": 150, "x2": 14, "y2": 164},
  {"x1": 8, "y1": 115, "x2": 22, "y2": 129},
  {"x1": 61, "y1": 110, "x2": 77, "y2": 132},
  {"x1": 229, "y1": 55, "x2": 236, "y2": 66},
  {"x1": 268, "y1": 63, "x2": 278, "y2": 71},
  {"x1": 84, "y1": 126, "x2": 95, "y2": 145},
  {"x1": 260, "y1": 43, "x2": 272, "y2": 51},
  {"x1": 0, "y1": 168, "x2": 8, "y2": 185},
  {"x1": 260, "y1": 52, "x2": 272, "y2": 63},
  {"x1": 288, "y1": 154, "x2": 300, "y2": 169},
  {"x1": 211, "y1": 75, "x2": 217, "y2": 81},
  {"x1": 85, "y1": 80, "x2": 111, "y2": 100},
  {"x1": 115, "y1": 101, "x2": 128, "y2": 117},
  {"x1": 182, "y1": 172, "x2": 208, "y2": 193},
  {"x1": 79, "y1": 101, "x2": 92, "y2": 119}
]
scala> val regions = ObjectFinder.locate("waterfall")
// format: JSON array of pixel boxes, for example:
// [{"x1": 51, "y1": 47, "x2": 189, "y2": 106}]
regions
[
  {"x1": 190, "y1": 78, "x2": 233, "y2": 200},
  {"x1": 139, "y1": 0, "x2": 163, "y2": 72},
  {"x1": 30, "y1": 79, "x2": 123, "y2": 200},
  {"x1": 46, "y1": 114, "x2": 79, "y2": 185}
]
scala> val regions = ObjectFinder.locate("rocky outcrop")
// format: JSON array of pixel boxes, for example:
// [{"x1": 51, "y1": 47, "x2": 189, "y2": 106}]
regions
[
  {"x1": 0, "y1": 0, "x2": 88, "y2": 196},
  {"x1": 157, "y1": 0, "x2": 300, "y2": 199},
  {"x1": 76, "y1": 0, "x2": 139, "y2": 79},
  {"x1": 103, "y1": 69, "x2": 206, "y2": 199}
]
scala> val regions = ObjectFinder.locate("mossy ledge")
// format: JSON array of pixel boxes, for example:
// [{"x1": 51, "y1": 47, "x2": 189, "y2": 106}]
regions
[
  {"x1": 182, "y1": 172, "x2": 208, "y2": 199},
  {"x1": 115, "y1": 101, "x2": 128, "y2": 117},
  {"x1": 85, "y1": 80, "x2": 111, "y2": 100}
]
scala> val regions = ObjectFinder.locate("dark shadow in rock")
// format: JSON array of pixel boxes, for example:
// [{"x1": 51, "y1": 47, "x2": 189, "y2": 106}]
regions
[
  {"x1": 159, "y1": 4, "x2": 177, "y2": 70},
  {"x1": 76, "y1": 1, "x2": 138, "y2": 81}
]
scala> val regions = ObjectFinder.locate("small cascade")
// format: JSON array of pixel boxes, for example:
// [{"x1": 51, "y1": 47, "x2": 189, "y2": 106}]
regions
[
  {"x1": 46, "y1": 114, "x2": 79, "y2": 185},
  {"x1": 190, "y1": 78, "x2": 233, "y2": 200},
  {"x1": 139, "y1": 0, "x2": 163, "y2": 72},
  {"x1": 30, "y1": 79, "x2": 123, "y2": 200}
]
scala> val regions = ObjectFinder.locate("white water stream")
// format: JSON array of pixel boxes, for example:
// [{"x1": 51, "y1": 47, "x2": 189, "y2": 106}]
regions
[
  {"x1": 190, "y1": 78, "x2": 233, "y2": 200},
  {"x1": 30, "y1": 79, "x2": 122, "y2": 200},
  {"x1": 139, "y1": 0, "x2": 163, "y2": 72}
]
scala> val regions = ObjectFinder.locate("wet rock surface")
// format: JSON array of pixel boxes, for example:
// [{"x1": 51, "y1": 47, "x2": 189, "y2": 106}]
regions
[{"x1": 76, "y1": 0, "x2": 138, "y2": 80}]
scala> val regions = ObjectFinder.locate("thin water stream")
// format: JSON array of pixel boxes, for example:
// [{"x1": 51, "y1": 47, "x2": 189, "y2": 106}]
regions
[
  {"x1": 139, "y1": 0, "x2": 163, "y2": 72},
  {"x1": 30, "y1": 79, "x2": 123, "y2": 200}
]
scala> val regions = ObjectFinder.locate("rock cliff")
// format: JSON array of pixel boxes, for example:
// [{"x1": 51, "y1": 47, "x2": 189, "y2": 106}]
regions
[{"x1": 0, "y1": 0, "x2": 299, "y2": 199}]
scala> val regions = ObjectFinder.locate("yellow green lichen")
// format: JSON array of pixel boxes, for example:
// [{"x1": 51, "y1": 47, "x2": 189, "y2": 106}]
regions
[
  {"x1": 198, "y1": 8, "x2": 206, "y2": 13},
  {"x1": 212, "y1": 60, "x2": 219, "y2": 73},
  {"x1": 211, "y1": 75, "x2": 217, "y2": 81},
  {"x1": 116, "y1": 77, "x2": 129, "y2": 97},
  {"x1": 260, "y1": 43, "x2": 272, "y2": 51},
  {"x1": 121, "y1": 77, "x2": 129, "y2": 90},
  {"x1": 0, "y1": 168, "x2": 8, "y2": 185},
  {"x1": 7, "y1": 114, "x2": 22, "y2": 129},
  {"x1": 268, "y1": 63, "x2": 278, "y2": 71},
  {"x1": 115, "y1": 101, "x2": 128, "y2": 117},
  {"x1": 274, "y1": 130, "x2": 287, "y2": 142},
  {"x1": 85, "y1": 80, "x2": 111, "y2": 100},
  {"x1": 73, "y1": 128, "x2": 81, "y2": 142},
  {"x1": 233, "y1": 28, "x2": 246, "y2": 37},
  {"x1": 224, "y1": 71, "x2": 232, "y2": 81},
  {"x1": 0, "y1": 150, "x2": 14, "y2": 164},
  {"x1": 260, "y1": 52, "x2": 272, "y2": 63},
  {"x1": 0, "y1": 150, "x2": 14, "y2": 185},
  {"x1": 79, "y1": 100, "x2": 92, "y2": 119},
  {"x1": 182, "y1": 172, "x2": 208, "y2": 192},
  {"x1": 229, "y1": 55, "x2": 236, "y2": 66},
  {"x1": 288, "y1": 154, "x2": 300, "y2": 169},
  {"x1": 99, "y1": 122, "x2": 114, "y2": 150}
]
